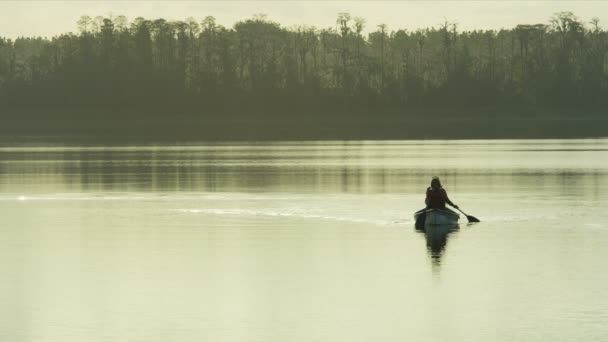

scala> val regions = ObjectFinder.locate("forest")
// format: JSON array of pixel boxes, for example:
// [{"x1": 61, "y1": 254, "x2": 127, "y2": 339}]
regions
[{"x1": 1, "y1": 12, "x2": 607, "y2": 139}]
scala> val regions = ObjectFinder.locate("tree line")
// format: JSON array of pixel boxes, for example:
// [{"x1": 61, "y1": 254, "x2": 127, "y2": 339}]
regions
[{"x1": 1, "y1": 12, "x2": 607, "y2": 118}]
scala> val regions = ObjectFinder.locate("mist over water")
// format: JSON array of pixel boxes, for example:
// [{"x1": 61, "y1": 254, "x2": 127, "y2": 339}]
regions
[{"x1": 1, "y1": 139, "x2": 607, "y2": 341}]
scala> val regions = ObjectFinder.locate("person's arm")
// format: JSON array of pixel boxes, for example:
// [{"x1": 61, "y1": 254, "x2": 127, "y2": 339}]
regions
[
  {"x1": 425, "y1": 189, "x2": 430, "y2": 206},
  {"x1": 444, "y1": 190, "x2": 458, "y2": 209}
]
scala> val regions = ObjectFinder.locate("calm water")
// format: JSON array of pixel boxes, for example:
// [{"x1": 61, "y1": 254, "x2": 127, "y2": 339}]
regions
[{"x1": 1, "y1": 139, "x2": 608, "y2": 342}]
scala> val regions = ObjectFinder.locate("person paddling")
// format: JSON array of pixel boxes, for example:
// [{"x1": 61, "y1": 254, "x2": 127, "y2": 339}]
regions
[
  {"x1": 415, "y1": 176, "x2": 479, "y2": 227},
  {"x1": 425, "y1": 176, "x2": 458, "y2": 210}
]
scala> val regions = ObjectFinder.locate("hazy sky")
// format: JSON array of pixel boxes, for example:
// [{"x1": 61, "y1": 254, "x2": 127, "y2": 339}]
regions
[{"x1": 1, "y1": 1, "x2": 608, "y2": 38}]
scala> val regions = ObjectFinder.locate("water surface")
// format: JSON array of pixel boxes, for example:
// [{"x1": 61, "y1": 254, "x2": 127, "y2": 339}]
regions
[{"x1": 1, "y1": 139, "x2": 607, "y2": 341}]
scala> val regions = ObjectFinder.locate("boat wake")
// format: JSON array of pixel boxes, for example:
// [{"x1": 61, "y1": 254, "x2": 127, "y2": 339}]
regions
[
  {"x1": 174, "y1": 208, "x2": 409, "y2": 226},
  {"x1": 0, "y1": 193, "x2": 309, "y2": 202}
]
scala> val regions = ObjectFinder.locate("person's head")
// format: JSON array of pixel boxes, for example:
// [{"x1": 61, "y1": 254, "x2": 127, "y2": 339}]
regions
[{"x1": 430, "y1": 176, "x2": 442, "y2": 189}]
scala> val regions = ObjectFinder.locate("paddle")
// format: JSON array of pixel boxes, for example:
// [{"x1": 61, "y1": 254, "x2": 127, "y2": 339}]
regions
[{"x1": 454, "y1": 207, "x2": 480, "y2": 223}]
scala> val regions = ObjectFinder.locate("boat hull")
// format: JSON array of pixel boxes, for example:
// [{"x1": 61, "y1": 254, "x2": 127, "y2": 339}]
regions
[{"x1": 414, "y1": 208, "x2": 460, "y2": 228}]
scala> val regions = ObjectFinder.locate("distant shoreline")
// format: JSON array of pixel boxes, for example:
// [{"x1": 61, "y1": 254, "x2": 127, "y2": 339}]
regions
[{"x1": 1, "y1": 108, "x2": 606, "y2": 142}]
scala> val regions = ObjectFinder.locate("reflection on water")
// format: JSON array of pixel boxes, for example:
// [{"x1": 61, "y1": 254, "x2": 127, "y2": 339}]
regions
[
  {"x1": 417, "y1": 224, "x2": 460, "y2": 267},
  {"x1": 1, "y1": 139, "x2": 608, "y2": 342},
  {"x1": 1, "y1": 140, "x2": 607, "y2": 196}
]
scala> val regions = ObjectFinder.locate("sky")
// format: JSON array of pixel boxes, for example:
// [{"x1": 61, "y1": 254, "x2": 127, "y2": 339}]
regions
[{"x1": 1, "y1": 1, "x2": 608, "y2": 38}]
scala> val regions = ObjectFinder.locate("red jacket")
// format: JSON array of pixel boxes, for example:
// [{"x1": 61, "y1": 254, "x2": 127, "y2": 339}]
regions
[{"x1": 425, "y1": 187, "x2": 455, "y2": 209}]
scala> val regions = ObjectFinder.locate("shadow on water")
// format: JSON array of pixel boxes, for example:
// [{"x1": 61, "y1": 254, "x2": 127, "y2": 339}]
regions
[{"x1": 416, "y1": 224, "x2": 460, "y2": 267}]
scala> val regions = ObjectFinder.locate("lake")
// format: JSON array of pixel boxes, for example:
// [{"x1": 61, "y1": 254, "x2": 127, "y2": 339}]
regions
[{"x1": 1, "y1": 139, "x2": 607, "y2": 342}]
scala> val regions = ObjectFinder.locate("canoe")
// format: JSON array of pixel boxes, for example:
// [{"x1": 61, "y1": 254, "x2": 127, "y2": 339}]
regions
[{"x1": 414, "y1": 208, "x2": 460, "y2": 228}]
